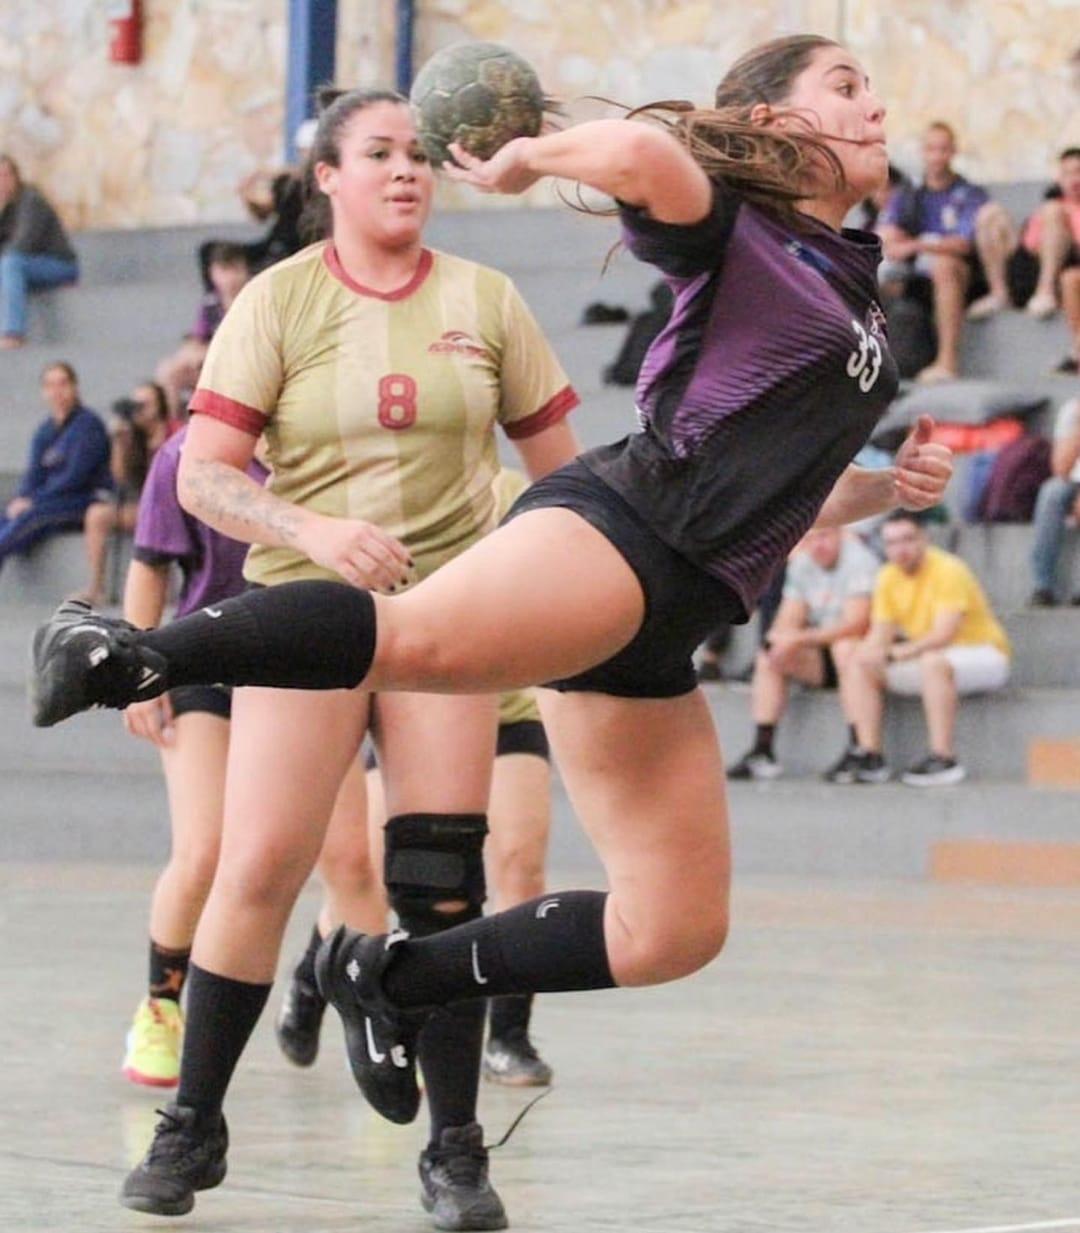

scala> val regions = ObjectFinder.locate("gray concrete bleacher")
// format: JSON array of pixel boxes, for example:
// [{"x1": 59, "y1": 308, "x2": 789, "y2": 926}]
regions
[{"x1": 1, "y1": 194, "x2": 1077, "y2": 875}]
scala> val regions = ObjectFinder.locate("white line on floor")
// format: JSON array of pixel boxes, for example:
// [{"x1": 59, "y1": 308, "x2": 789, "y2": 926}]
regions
[{"x1": 915, "y1": 1220, "x2": 1080, "y2": 1233}]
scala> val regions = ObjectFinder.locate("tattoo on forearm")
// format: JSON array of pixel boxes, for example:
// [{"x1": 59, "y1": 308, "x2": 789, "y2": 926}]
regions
[{"x1": 184, "y1": 459, "x2": 304, "y2": 548}]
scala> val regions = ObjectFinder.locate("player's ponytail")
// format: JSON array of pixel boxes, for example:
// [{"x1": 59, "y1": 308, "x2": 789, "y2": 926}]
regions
[{"x1": 633, "y1": 35, "x2": 848, "y2": 221}]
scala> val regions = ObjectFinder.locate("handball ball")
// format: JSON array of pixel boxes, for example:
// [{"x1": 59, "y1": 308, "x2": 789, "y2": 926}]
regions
[{"x1": 410, "y1": 42, "x2": 545, "y2": 168}]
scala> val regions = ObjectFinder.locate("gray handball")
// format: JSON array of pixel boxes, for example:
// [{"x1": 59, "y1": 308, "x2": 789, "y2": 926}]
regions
[{"x1": 410, "y1": 42, "x2": 544, "y2": 167}]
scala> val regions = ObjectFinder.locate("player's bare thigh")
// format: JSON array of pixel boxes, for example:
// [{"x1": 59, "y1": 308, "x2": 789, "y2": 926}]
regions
[
  {"x1": 374, "y1": 690, "x2": 498, "y2": 816},
  {"x1": 538, "y1": 687, "x2": 731, "y2": 986},
  {"x1": 371, "y1": 508, "x2": 646, "y2": 694}
]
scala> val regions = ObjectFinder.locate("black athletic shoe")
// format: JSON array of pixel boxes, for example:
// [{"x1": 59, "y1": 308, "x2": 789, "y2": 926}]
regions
[
  {"x1": 275, "y1": 973, "x2": 326, "y2": 1068},
  {"x1": 822, "y1": 748, "x2": 891, "y2": 785},
  {"x1": 314, "y1": 926, "x2": 428, "y2": 1124},
  {"x1": 30, "y1": 600, "x2": 168, "y2": 727},
  {"x1": 119, "y1": 1102, "x2": 228, "y2": 1216},
  {"x1": 483, "y1": 1029, "x2": 553, "y2": 1087},
  {"x1": 419, "y1": 1123, "x2": 508, "y2": 1232},
  {"x1": 901, "y1": 753, "x2": 967, "y2": 787},
  {"x1": 726, "y1": 749, "x2": 782, "y2": 781}
]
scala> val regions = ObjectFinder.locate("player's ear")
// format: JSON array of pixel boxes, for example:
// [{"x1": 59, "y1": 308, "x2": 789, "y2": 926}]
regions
[
  {"x1": 749, "y1": 102, "x2": 772, "y2": 128},
  {"x1": 313, "y1": 160, "x2": 337, "y2": 195}
]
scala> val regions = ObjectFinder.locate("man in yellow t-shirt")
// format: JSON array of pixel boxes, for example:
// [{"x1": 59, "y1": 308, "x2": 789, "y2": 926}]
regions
[{"x1": 829, "y1": 511, "x2": 1011, "y2": 787}]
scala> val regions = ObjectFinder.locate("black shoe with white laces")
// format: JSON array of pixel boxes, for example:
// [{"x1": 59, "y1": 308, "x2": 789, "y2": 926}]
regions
[
  {"x1": 822, "y1": 748, "x2": 891, "y2": 784},
  {"x1": 314, "y1": 926, "x2": 429, "y2": 1124},
  {"x1": 119, "y1": 1102, "x2": 228, "y2": 1216},
  {"x1": 901, "y1": 754, "x2": 966, "y2": 787},
  {"x1": 419, "y1": 1123, "x2": 508, "y2": 1232},
  {"x1": 30, "y1": 600, "x2": 167, "y2": 727},
  {"x1": 483, "y1": 1029, "x2": 553, "y2": 1087},
  {"x1": 275, "y1": 972, "x2": 326, "y2": 1068}
]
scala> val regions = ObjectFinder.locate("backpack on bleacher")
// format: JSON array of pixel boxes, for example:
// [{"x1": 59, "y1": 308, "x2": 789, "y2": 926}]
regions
[{"x1": 976, "y1": 435, "x2": 1051, "y2": 523}]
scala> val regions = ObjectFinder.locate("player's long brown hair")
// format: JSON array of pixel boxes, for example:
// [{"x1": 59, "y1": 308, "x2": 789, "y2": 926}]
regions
[
  {"x1": 299, "y1": 86, "x2": 410, "y2": 242},
  {"x1": 625, "y1": 35, "x2": 848, "y2": 218}
]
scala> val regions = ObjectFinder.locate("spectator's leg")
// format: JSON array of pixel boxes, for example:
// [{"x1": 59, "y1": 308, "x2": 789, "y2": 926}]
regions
[
  {"x1": 1028, "y1": 202, "x2": 1072, "y2": 315},
  {"x1": 921, "y1": 254, "x2": 970, "y2": 380},
  {"x1": 845, "y1": 644, "x2": 887, "y2": 753},
  {"x1": 1060, "y1": 267, "x2": 1080, "y2": 367},
  {"x1": 916, "y1": 651, "x2": 958, "y2": 758},
  {"x1": 0, "y1": 250, "x2": 29, "y2": 342},
  {"x1": 0, "y1": 503, "x2": 84, "y2": 566},
  {"x1": 80, "y1": 500, "x2": 118, "y2": 606},
  {"x1": 830, "y1": 636, "x2": 861, "y2": 738},
  {"x1": 750, "y1": 649, "x2": 789, "y2": 734},
  {"x1": 1029, "y1": 477, "x2": 1079, "y2": 601},
  {"x1": 968, "y1": 202, "x2": 1016, "y2": 316}
]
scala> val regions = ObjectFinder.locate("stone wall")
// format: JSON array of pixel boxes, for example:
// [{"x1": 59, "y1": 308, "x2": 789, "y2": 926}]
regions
[{"x1": 1, "y1": 0, "x2": 1076, "y2": 229}]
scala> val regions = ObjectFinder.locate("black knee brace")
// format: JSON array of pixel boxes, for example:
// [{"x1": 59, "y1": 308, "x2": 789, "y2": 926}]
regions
[{"x1": 384, "y1": 813, "x2": 488, "y2": 938}]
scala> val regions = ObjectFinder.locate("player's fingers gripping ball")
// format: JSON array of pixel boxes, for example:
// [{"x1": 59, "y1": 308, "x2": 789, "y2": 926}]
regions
[{"x1": 410, "y1": 42, "x2": 547, "y2": 168}]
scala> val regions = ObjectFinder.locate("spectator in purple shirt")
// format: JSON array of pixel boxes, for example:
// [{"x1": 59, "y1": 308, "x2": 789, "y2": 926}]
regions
[
  {"x1": 879, "y1": 121, "x2": 993, "y2": 383},
  {"x1": 155, "y1": 244, "x2": 250, "y2": 419}
]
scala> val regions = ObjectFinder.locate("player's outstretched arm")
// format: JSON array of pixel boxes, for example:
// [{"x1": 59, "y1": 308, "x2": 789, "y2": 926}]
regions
[{"x1": 444, "y1": 119, "x2": 712, "y2": 225}]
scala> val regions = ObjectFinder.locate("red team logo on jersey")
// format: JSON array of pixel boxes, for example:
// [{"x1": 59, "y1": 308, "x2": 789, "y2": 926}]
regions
[{"x1": 428, "y1": 331, "x2": 493, "y2": 361}]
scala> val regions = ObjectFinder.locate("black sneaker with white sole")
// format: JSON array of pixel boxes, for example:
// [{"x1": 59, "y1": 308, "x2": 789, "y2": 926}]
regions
[
  {"x1": 419, "y1": 1123, "x2": 508, "y2": 1232},
  {"x1": 275, "y1": 973, "x2": 326, "y2": 1068},
  {"x1": 314, "y1": 926, "x2": 429, "y2": 1124},
  {"x1": 822, "y1": 748, "x2": 891, "y2": 784},
  {"x1": 726, "y1": 749, "x2": 782, "y2": 781},
  {"x1": 30, "y1": 600, "x2": 168, "y2": 727},
  {"x1": 483, "y1": 1030, "x2": 553, "y2": 1087},
  {"x1": 900, "y1": 754, "x2": 966, "y2": 787},
  {"x1": 119, "y1": 1102, "x2": 228, "y2": 1216}
]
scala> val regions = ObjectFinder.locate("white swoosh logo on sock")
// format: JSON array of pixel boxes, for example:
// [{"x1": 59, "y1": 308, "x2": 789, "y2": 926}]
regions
[
  {"x1": 203, "y1": 606, "x2": 223, "y2": 619},
  {"x1": 471, "y1": 941, "x2": 489, "y2": 986},
  {"x1": 364, "y1": 1016, "x2": 386, "y2": 1063}
]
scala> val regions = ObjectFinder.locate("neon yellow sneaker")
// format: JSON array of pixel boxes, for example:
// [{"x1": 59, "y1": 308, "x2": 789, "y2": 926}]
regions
[{"x1": 122, "y1": 997, "x2": 183, "y2": 1088}]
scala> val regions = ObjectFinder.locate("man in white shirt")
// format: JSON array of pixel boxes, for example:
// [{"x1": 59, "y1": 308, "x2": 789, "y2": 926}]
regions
[{"x1": 727, "y1": 528, "x2": 879, "y2": 780}]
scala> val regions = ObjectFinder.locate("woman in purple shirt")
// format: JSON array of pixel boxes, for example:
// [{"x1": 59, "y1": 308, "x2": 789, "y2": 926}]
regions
[
  {"x1": 35, "y1": 33, "x2": 952, "y2": 1170},
  {"x1": 117, "y1": 429, "x2": 383, "y2": 1091}
]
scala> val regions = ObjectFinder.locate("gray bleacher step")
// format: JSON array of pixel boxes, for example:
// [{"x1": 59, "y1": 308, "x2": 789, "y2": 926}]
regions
[
  {"x1": 703, "y1": 681, "x2": 1080, "y2": 780},
  {"x1": 0, "y1": 530, "x2": 131, "y2": 611},
  {"x1": 949, "y1": 523, "x2": 1080, "y2": 614},
  {"x1": 726, "y1": 779, "x2": 1080, "y2": 879}
]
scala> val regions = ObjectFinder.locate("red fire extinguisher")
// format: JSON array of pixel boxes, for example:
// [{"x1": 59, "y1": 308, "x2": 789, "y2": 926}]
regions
[{"x1": 108, "y1": 0, "x2": 143, "y2": 65}]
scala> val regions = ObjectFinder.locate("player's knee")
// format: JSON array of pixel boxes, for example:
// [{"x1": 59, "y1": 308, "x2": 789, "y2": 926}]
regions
[
  {"x1": 220, "y1": 841, "x2": 312, "y2": 913},
  {"x1": 491, "y1": 841, "x2": 546, "y2": 907},
  {"x1": 165, "y1": 845, "x2": 219, "y2": 907},
  {"x1": 631, "y1": 909, "x2": 729, "y2": 984},
  {"x1": 384, "y1": 812, "x2": 488, "y2": 938}
]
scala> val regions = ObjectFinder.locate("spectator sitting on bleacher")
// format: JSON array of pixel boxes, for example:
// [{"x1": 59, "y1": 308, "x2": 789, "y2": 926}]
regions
[
  {"x1": 0, "y1": 154, "x2": 79, "y2": 351},
  {"x1": 155, "y1": 243, "x2": 250, "y2": 418},
  {"x1": 0, "y1": 361, "x2": 110, "y2": 573},
  {"x1": 1029, "y1": 394, "x2": 1080, "y2": 607},
  {"x1": 76, "y1": 381, "x2": 171, "y2": 607},
  {"x1": 830, "y1": 511, "x2": 1011, "y2": 788},
  {"x1": 967, "y1": 148, "x2": 1080, "y2": 357},
  {"x1": 727, "y1": 528, "x2": 879, "y2": 781},
  {"x1": 878, "y1": 122, "x2": 994, "y2": 384}
]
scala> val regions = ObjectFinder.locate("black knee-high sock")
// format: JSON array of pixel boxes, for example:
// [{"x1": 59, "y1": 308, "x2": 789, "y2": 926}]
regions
[
  {"x1": 382, "y1": 891, "x2": 615, "y2": 1009},
  {"x1": 419, "y1": 1001, "x2": 486, "y2": 1145},
  {"x1": 176, "y1": 965, "x2": 271, "y2": 1117},
  {"x1": 488, "y1": 993, "x2": 533, "y2": 1040},
  {"x1": 139, "y1": 581, "x2": 376, "y2": 691}
]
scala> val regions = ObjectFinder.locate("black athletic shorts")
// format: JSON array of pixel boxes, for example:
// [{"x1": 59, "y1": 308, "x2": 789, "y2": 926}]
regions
[
  {"x1": 169, "y1": 684, "x2": 232, "y2": 721},
  {"x1": 363, "y1": 719, "x2": 549, "y2": 769},
  {"x1": 819, "y1": 645, "x2": 839, "y2": 691},
  {"x1": 503, "y1": 459, "x2": 744, "y2": 698},
  {"x1": 496, "y1": 718, "x2": 550, "y2": 760}
]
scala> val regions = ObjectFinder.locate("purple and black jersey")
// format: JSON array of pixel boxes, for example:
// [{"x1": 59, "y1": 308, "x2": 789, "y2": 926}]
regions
[
  {"x1": 133, "y1": 428, "x2": 269, "y2": 618},
  {"x1": 580, "y1": 184, "x2": 898, "y2": 616}
]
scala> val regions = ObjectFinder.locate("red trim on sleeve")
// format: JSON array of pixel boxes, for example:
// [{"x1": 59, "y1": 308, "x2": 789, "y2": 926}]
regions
[
  {"x1": 189, "y1": 389, "x2": 268, "y2": 437},
  {"x1": 503, "y1": 385, "x2": 580, "y2": 440}
]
